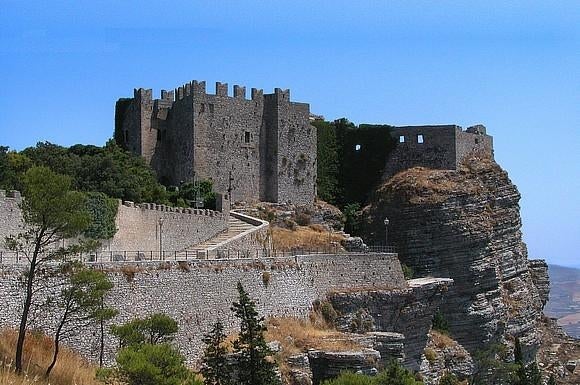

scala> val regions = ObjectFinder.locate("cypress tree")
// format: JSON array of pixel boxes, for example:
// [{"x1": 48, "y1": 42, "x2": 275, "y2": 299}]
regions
[
  {"x1": 201, "y1": 320, "x2": 232, "y2": 385},
  {"x1": 231, "y1": 282, "x2": 280, "y2": 385}
]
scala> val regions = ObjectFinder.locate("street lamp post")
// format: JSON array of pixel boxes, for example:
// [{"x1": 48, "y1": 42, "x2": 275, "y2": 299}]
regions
[
  {"x1": 158, "y1": 218, "x2": 164, "y2": 259},
  {"x1": 383, "y1": 217, "x2": 390, "y2": 247}
]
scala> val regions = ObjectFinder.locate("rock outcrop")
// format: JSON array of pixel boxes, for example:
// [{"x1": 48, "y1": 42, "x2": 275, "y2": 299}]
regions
[
  {"x1": 328, "y1": 278, "x2": 453, "y2": 370},
  {"x1": 362, "y1": 154, "x2": 546, "y2": 360}
]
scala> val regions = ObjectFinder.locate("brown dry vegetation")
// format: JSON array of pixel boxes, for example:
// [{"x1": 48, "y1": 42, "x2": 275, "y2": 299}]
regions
[
  {"x1": 271, "y1": 225, "x2": 345, "y2": 252},
  {"x1": 431, "y1": 330, "x2": 456, "y2": 349},
  {"x1": 378, "y1": 153, "x2": 500, "y2": 205},
  {"x1": 0, "y1": 328, "x2": 100, "y2": 385}
]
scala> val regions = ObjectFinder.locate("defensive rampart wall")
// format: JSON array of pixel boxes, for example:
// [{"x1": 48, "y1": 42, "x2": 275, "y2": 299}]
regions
[
  {"x1": 0, "y1": 253, "x2": 405, "y2": 365},
  {"x1": 0, "y1": 192, "x2": 228, "y2": 253}
]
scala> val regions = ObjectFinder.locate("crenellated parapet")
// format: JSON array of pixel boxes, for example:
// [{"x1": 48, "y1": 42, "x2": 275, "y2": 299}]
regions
[
  {"x1": 115, "y1": 78, "x2": 317, "y2": 206},
  {"x1": 120, "y1": 200, "x2": 224, "y2": 218}
]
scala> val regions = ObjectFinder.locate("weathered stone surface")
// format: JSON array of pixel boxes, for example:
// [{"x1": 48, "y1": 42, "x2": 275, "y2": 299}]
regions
[
  {"x1": 419, "y1": 331, "x2": 474, "y2": 384},
  {"x1": 328, "y1": 278, "x2": 453, "y2": 370},
  {"x1": 362, "y1": 155, "x2": 546, "y2": 361},
  {"x1": 0, "y1": 253, "x2": 405, "y2": 365},
  {"x1": 308, "y1": 349, "x2": 380, "y2": 385},
  {"x1": 528, "y1": 259, "x2": 550, "y2": 306},
  {"x1": 341, "y1": 237, "x2": 368, "y2": 252}
]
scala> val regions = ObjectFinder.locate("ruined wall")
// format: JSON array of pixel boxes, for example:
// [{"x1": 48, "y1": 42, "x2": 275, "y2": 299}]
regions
[
  {"x1": 383, "y1": 125, "x2": 494, "y2": 180},
  {"x1": 0, "y1": 190, "x2": 23, "y2": 251},
  {"x1": 0, "y1": 253, "x2": 405, "y2": 365}
]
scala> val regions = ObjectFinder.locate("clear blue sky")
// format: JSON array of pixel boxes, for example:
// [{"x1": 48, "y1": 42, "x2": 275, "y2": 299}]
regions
[{"x1": 0, "y1": 1, "x2": 578, "y2": 266}]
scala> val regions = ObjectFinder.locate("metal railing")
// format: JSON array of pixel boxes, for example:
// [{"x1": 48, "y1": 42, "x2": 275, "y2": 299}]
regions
[{"x1": 0, "y1": 245, "x2": 397, "y2": 265}]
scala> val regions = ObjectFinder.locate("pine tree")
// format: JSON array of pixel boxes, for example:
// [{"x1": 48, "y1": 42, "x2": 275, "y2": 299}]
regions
[
  {"x1": 201, "y1": 320, "x2": 232, "y2": 385},
  {"x1": 231, "y1": 282, "x2": 280, "y2": 385}
]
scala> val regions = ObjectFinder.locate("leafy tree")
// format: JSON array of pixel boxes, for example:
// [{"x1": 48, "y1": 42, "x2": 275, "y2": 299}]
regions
[
  {"x1": 45, "y1": 262, "x2": 117, "y2": 377},
  {"x1": 231, "y1": 282, "x2": 280, "y2": 385},
  {"x1": 374, "y1": 361, "x2": 423, "y2": 385},
  {"x1": 201, "y1": 320, "x2": 232, "y2": 385},
  {"x1": 7, "y1": 166, "x2": 92, "y2": 373},
  {"x1": 547, "y1": 374, "x2": 556, "y2": 385},
  {"x1": 471, "y1": 343, "x2": 518, "y2": 385},
  {"x1": 116, "y1": 343, "x2": 200, "y2": 385},
  {"x1": 343, "y1": 203, "x2": 361, "y2": 235},
  {"x1": 111, "y1": 313, "x2": 178, "y2": 348},
  {"x1": 84, "y1": 192, "x2": 119, "y2": 239},
  {"x1": 321, "y1": 371, "x2": 374, "y2": 385}
]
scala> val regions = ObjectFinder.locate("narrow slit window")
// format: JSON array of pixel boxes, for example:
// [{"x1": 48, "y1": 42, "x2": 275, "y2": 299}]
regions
[
  {"x1": 244, "y1": 131, "x2": 251, "y2": 144},
  {"x1": 417, "y1": 134, "x2": 424, "y2": 144},
  {"x1": 209, "y1": 104, "x2": 214, "y2": 113},
  {"x1": 399, "y1": 135, "x2": 405, "y2": 143},
  {"x1": 200, "y1": 103, "x2": 205, "y2": 113}
]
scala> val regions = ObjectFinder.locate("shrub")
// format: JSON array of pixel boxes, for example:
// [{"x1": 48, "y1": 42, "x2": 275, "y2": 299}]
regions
[
  {"x1": 321, "y1": 371, "x2": 374, "y2": 385},
  {"x1": 320, "y1": 301, "x2": 339, "y2": 326},
  {"x1": 424, "y1": 348, "x2": 437, "y2": 363},
  {"x1": 295, "y1": 212, "x2": 312, "y2": 226},
  {"x1": 262, "y1": 271, "x2": 272, "y2": 286},
  {"x1": 116, "y1": 343, "x2": 198, "y2": 385},
  {"x1": 432, "y1": 310, "x2": 449, "y2": 334},
  {"x1": 401, "y1": 264, "x2": 414, "y2": 279}
]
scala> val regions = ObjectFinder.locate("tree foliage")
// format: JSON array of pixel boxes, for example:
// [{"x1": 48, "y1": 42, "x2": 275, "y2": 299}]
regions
[
  {"x1": 201, "y1": 320, "x2": 232, "y2": 385},
  {"x1": 45, "y1": 262, "x2": 117, "y2": 377},
  {"x1": 84, "y1": 192, "x2": 119, "y2": 239},
  {"x1": 116, "y1": 343, "x2": 200, "y2": 385},
  {"x1": 321, "y1": 362, "x2": 422, "y2": 385},
  {"x1": 231, "y1": 282, "x2": 280, "y2": 385},
  {"x1": 7, "y1": 166, "x2": 93, "y2": 374},
  {"x1": 111, "y1": 313, "x2": 178, "y2": 348},
  {"x1": 313, "y1": 119, "x2": 396, "y2": 209}
]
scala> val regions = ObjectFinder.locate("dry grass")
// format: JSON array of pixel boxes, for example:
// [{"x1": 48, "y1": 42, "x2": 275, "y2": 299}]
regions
[
  {"x1": 431, "y1": 330, "x2": 456, "y2": 349},
  {"x1": 271, "y1": 226, "x2": 345, "y2": 252},
  {"x1": 0, "y1": 328, "x2": 100, "y2": 385},
  {"x1": 266, "y1": 317, "x2": 360, "y2": 357}
]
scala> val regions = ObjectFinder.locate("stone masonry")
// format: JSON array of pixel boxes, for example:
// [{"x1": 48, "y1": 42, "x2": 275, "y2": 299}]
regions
[
  {"x1": 383, "y1": 124, "x2": 493, "y2": 179},
  {"x1": 115, "y1": 81, "x2": 317, "y2": 205},
  {"x1": 0, "y1": 253, "x2": 405, "y2": 365}
]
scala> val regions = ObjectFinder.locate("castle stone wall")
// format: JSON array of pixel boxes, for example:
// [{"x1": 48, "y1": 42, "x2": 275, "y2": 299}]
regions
[
  {"x1": 0, "y1": 190, "x2": 23, "y2": 251},
  {"x1": 102, "y1": 202, "x2": 228, "y2": 253},
  {"x1": 383, "y1": 125, "x2": 494, "y2": 180},
  {"x1": 0, "y1": 253, "x2": 405, "y2": 365},
  {"x1": 116, "y1": 80, "x2": 317, "y2": 205}
]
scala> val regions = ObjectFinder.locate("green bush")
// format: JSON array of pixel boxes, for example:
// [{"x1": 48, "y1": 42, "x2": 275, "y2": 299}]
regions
[
  {"x1": 401, "y1": 264, "x2": 414, "y2": 280},
  {"x1": 432, "y1": 310, "x2": 449, "y2": 334},
  {"x1": 116, "y1": 343, "x2": 199, "y2": 385},
  {"x1": 321, "y1": 372, "x2": 374, "y2": 385},
  {"x1": 111, "y1": 313, "x2": 178, "y2": 348}
]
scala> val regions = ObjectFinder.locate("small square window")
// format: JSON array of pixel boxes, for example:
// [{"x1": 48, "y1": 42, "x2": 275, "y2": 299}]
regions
[
  {"x1": 399, "y1": 135, "x2": 405, "y2": 143},
  {"x1": 417, "y1": 134, "x2": 424, "y2": 144},
  {"x1": 244, "y1": 131, "x2": 251, "y2": 143},
  {"x1": 355, "y1": 144, "x2": 361, "y2": 151},
  {"x1": 200, "y1": 103, "x2": 205, "y2": 113},
  {"x1": 475, "y1": 138, "x2": 479, "y2": 144}
]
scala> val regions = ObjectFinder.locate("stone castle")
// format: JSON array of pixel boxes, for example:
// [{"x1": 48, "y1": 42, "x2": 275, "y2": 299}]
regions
[
  {"x1": 383, "y1": 124, "x2": 493, "y2": 179},
  {"x1": 115, "y1": 81, "x2": 317, "y2": 205}
]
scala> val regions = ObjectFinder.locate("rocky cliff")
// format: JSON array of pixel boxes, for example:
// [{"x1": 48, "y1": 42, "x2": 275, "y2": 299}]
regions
[{"x1": 362, "y1": 154, "x2": 547, "y2": 360}]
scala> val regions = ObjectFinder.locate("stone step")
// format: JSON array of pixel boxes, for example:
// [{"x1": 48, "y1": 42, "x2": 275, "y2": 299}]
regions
[{"x1": 184, "y1": 215, "x2": 258, "y2": 252}]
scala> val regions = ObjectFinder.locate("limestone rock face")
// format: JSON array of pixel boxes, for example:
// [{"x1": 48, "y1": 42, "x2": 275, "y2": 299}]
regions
[
  {"x1": 528, "y1": 259, "x2": 550, "y2": 306},
  {"x1": 362, "y1": 155, "x2": 546, "y2": 359},
  {"x1": 328, "y1": 278, "x2": 453, "y2": 370}
]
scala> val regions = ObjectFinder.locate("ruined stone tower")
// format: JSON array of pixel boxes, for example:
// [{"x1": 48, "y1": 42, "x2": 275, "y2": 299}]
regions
[
  {"x1": 115, "y1": 80, "x2": 317, "y2": 205},
  {"x1": 383, "y1": 124, "x2": 493, "y2": 179}
]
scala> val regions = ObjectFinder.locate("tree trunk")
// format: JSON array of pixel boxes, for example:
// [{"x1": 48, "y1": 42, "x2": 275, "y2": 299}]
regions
[
  {"x1": 15, "y1": 229, "x2": 44, "y2": 374},
  {"x1": 45, "y1": 326, "x2": 61, "y2": 377}
]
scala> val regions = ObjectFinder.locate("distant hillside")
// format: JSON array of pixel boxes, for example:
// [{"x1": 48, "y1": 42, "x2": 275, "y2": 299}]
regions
[{"x1": 545, "y1": 264, "x2": 580, "y2": 338}]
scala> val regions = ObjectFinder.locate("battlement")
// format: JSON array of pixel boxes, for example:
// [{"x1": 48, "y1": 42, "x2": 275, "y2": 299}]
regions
[
  {"x1": 0, "y1": 190, "x2": 21, "y2": 199},
  {"x1": 134, "y1": 88, "x2": 152, "y2": 102},
  {"x1": 121, "y1": 200, "x2": 224, "y2": 218}
]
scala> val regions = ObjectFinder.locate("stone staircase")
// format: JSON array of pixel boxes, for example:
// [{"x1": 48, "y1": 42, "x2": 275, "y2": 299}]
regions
[{"x1": 183, "y1": 213, "x2": 262, "y2": 256}]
